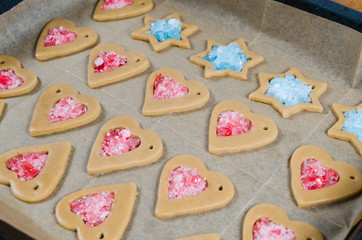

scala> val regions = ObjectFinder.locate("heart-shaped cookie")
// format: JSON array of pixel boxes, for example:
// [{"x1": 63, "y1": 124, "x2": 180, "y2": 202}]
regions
[
  {"x1": 142, "y1": 68, "x2": 210, "y2": 116},
  {"x1": 93, "y1": 0, "x2": 153, "y2": 21},
  {"x1": 0, "y1": 55, "x2": 38, "y2": 98},
  {"x1": 29, "y1": 83, "x2": 101, "y2": 136},
  {"x1": 243, "y1": 203, "x2": 323, "y2": 240},
  {"x1": 290, "y1": 145, "x2": 362, "y2": 208},
  {"x1": 87, "y1": 43, "x2": 150, "y2": 88},
  {"x1": 87, "y1": 116, "x2": 163, "y2": 174},
  {"x1": 0, "y1": 142, "x2": 71, "y2": 202},
  {"x1": 208, "y1": 100, "x2": 278, "y2": 154},
  {"x1": 155, "y1": 154, "x2": 234, "y2": 219},
  {"x1": 35, "y1": 19, "x2": 98, "y2": 61},
  {"x1": 56, "y1": 183, "x2": 137, "y2": 240},
  {"x1": 175, "y1": 234, "x2": 220, "y2": 240}
]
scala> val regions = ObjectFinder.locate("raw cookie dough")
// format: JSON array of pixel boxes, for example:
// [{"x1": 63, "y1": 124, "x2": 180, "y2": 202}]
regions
[
  {"x1": 142, "y1": 68, "x2": 210, "y2": 116},
  {"x1": 29, "y1": 83, "x2": 101, "y2": 136},
  {"x1": 35, "y1": 19, "x2": 98, "y2": 61},
  {"x1": 175, "y1": 233, "x2": 220, "y2": 240},
  {"x1": 0, "y1": 142, "x2": 71, "y2": 202}
]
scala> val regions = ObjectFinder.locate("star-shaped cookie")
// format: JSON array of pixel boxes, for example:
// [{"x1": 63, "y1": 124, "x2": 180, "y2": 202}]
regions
[
  {"x1": 249, "y1": 67, "x2": 327, "y2": 118},
  {"x1": 131, "y1": 12, "x2": 198, "y2": 52},
  {"x1": 327, "y1": 103, "x2": 362, "y2": 155},
  {"x1": 189, "y1": 38, "x2": 263, "y2": 80}
]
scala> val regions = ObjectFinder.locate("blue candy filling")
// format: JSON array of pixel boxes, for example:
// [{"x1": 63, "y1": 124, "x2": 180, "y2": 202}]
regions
[
  {"x1": 342, "y1": 107, "x2": 362, "y2": 142},
  {"x1": 146, "y1": 18, "x2": 182, "y2": 42}
]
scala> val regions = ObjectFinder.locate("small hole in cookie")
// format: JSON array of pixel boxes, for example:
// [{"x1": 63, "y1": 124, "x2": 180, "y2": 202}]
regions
[
  {"x1": 247, "y1": 57, "x2": 252, "y2": 61},
  {"x1": 99, "y1": 233, "x2": 104, "y2": 239},
  {"x1": 136, "y1": 58, "x2": 141, "y2": 62},
  {"x1": 311, "y1": 86, "x2": 315, "y2": 89},
  {"x1": 306, "y1": 237, "x2": 312, "y2": 240},
  {"x1": 196, "y1": 92, "x2": 201, "y2": 95},
  {"x1": 85, "y1": 34, "x2": 89, "y2": 38},
  {"x1": 0, "y1": 61, "x2": 5, "y2": 64},
  {"x1": 263, "y1": 126, "x2": 268, "y2": 130},
  {"x1": 33, "y1": 185, "x2": 39, "y2": 190},
  {"x1": 149, "y1": 145, "x2": 153, "y2": 150},
  {"x1": 350, "y1": 176, "x2": 355, "y2": 180},
  {"x1": 56, "y1": 89, "x2": 61, "y2": 93},
  {"x1": 218, "y1": 185, "x2": 223, "y2": 191},
  {"x1": 141, "y1": 2, "x2": 145, "y2": 5}
]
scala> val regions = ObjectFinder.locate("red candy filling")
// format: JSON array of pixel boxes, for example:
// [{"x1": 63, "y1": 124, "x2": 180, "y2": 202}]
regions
[
  {"x1": 94, "y1": 51, "x2": 127, "y2": 73},
  {"x1": 100, "y1": 128, "x2": 141, "y2": 156},
  {"x1": 253, "y1": 218, "x2": 296, "y2": 240},
  {"x1": 6, "y1": 152, "x2": 48, "y2": 182},
  {"x1": 216, "y1": 111, "x2": 253, "y2": 136},
  {"x1": 301, "y1": 157, "x2": 339, "y2": 191},
  {"x1": 0, "y1": 69, "x2": 24, "y2": 90},
  {"x1": 70, "y1": 191, "x2": 115, "y2": 227},
  {"x1": 101, "y1": 0, "x2": 133, "y2": 10},
  {"x1": 48, "y1": 97, "x2": 87, "y2": 123},
  {"x1": 153, "y1": 74, "x2": 189, "y2": 100},
  {"x1": 168, "y1": 165, "x2": 207, "y2": 199},
  {"x1": 44, "y1": 26, "x2": 77, "y2": 46}
]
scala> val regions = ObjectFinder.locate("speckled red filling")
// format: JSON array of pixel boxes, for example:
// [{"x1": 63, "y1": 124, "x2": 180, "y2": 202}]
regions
[
  {"x1": 101, "y1": 0, "x2": 133, "y2": 10},
  {"x1": 301, "y1": 157, "x2": 339, "y2": 191},
  {"x1": 100, "y1": 128, "x2": 141, "y2": 156},
  {"x1": 253, "y1": 218, "x2": 295, "y2": 240},
  {"x1": 48, "y1": 97, "x2": 87, "y2": 123},
  {"x1": 70, "y1": 191, "x2": 115, "y2": 227},
  {"x1": 0, "y1": 69, "x2": 24, "y2": 90},
  {"x1": 168, "y1": 165, "x2": 207, "y2": 199},
  {"x1": 44, "y1": 26, "x2": 77, "y2": 46},
  {"x1": 153, "y1": 74, "x2": 188, "y2": 100},
  {"x1": 6, "y1": 152, "x2": 48, "y2": 182},
  {"x1": 94, "y1": 51, "x2": 127, "y2": 73},
  {"x1": 216, "y1": 111, "x2": 253, "y2": 137}
]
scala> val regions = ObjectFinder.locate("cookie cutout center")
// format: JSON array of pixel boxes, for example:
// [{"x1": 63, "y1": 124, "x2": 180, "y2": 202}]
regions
[
  {"x1": 168, "y1": 165, "x2": 207, "y2": 199},
  {"x1": 265, "y1": 74, "x2": 312, "y2": 107},
  {"x1": 100, "y1": 128, "x2": 141, "y2": 156},
  {"x1": 44, "y1": 26, "x2": 77, "y2": 46},
  {"x1": 6, "y1": 152, "x2": 48, "y2": 182},
  {"x1": 94, "y1": 51, "x2": 127, "y2": 73},
  {"x1": 147, "y1": 18, "x2": 182, "y2": 42},
  {"x1": 216, "y1": 111, "x2": 253, "y2": 137},
  {"x1": 70, "y1": 191, "x2": 115, "y2": 227},
  {"x1": 48, "y1": 97, "x2": 88, "y2": 123},
  {"x1": 253, "y1": 218, "x2": 296, "y2": 240},
  {"x1": 153, "y1": 74, "x2": 189, "y2": 100},
  {"x1": 342, "y1": 107, "x2": 362, "y2": 142},
  {"x1": 202, "y1": 42, "x2": 249, "y2": 72},
  {"x1": 301, "y1": 157, "x2": 339, "y2": 191},
  {"x1": 0, "y1": 69, "x2": 24, "y2": 90},
  {"x1": 101, "y1": 0, "x2": 133, "y2": 10}
]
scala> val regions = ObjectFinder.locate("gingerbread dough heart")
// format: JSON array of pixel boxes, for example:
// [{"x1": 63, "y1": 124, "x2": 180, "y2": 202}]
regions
[
  {"x1": 29, "y1": 83, "x2": 101, "y2": 136},
  {"x1": 0, "y1": 55, "x2": 38, "y2": 98},
  {"x1": 209, "y1": 100, "x2": 278, "y2": 154},
  {"x1": 243, "y1": 203, "x2": 323, "y2": 240},
  {"x1": 0, "y1": 142, "x2": 71, "y2": 202},
  {"x1": 155, "y1": 154, "x2": 235, "y2": 219},
  {"x1": 142, "y1": 68, "x2": 210, "y2": 116},
  {"x1": 56, "y1": 183, "x2": 137, "y2": 240},
  {"x1": 175, "y1": 234, "x2": 220, "y2": 240},
  {"x1": 87, "y1": 43, "x2": 150, "y2": 88},
  {"x1": 87, "y1": 116, "x2": 163, "y2": 174},
  {"x1": 35, "y1": 19, "x2": 98, "y2": 61},
  {"x1": 290, "y1": 145, "x2": 362, "y2": 208}
]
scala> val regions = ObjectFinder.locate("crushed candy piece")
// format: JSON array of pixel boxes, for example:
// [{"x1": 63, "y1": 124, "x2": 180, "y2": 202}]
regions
[
  {"x1": 216, "y1": 111, "x2": 253, "y2": 137},
  {"x1": 6, "y1": 152, "x2": 48, "y2": 182},
  {"x1": 265, "y1": 74, "x2": 312, "y2": 107},
  {"x1": 100, "y1": 128, "x2": 141, "y2": 156},
  {"x1": 253, "y1": 218, "x2": 296, "y2": 240},
  {"x1": 202, "y1": 42, "x2": 249, "y2": 72},
  {"x1": 44, "y1": 26, "x2": 77, "y2": 46},
  {"x1": 48, "y1": 97, "x2": 87, "y2": 123},
  {"x1": 342, "y1": 107, "x2": 362, "y2": 142},
  {"x1": 301, "y1": 157, "x2": 339, "y2": 191},
  {"x1": 94, "y1": 51, "x2": 127, "y2": 73},
  {"x1": 70, "y1": 191, "x2": 115, "y2": 227},
  {"x1": 153, "y1": 74, "x2": 188, "y2": 100},
  {"x1": 0, "y1": 69, "x2": 24, "y2": 90},
  {"x1": 101, "y1": 0, "x2": 133, "y2": 10},
  {"x1": 168, "y1": 165, "x2": 207, "y2": 199},
  {"x1": 147, "y1": 18, "x2": 182, "y2": 42}
]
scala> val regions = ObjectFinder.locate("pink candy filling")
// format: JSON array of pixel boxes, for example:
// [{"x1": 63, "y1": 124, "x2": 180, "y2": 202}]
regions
[
  {"x1": 48, "y1": 97, "x2": 87, "y2": 123},
  {"x1": 44, "y1": 26, "x2": 77, "y2": 46},
  {"x1": 100, "y1": 128, "x2": 141, "y2": 156},
  {"x1": 94, "y1": 51, "x2": 127, "y2": 73},
  {"x1": 70, "y1": 191, "x2": 115, "y2": 227},
  {"x1": 6, "y1": 152, "x2": 48, "y2": 182},
  {"x1": 101, "y1": 0, "x2": 133, "y2": 10},
  {"x1": 253, "y1": 218, "x2": 295, "y2": 240},
  {"x1": 0, "y1": 69, "x2": 24, "y2": 90},
  {"x1": 153, "y1": 74, "x2": 189, "y2": 100},
  {"x1": 301, "y1": 157, "x2": 339, "y2": 191},
  {"x1": 216, "y1": 111, "x2": 253, "y2": 137},
  {"x1": 168, "y1": 165, "x2": 207, "y2": 199}
]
